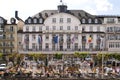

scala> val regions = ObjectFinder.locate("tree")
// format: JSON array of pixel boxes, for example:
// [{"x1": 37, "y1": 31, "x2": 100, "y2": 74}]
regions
[
  {"x1": 54, "y1": 53, "x2": 63, "y2": 59},
  {"x1": 74, "y1": 52, "x2": 88, "y2": 60}
]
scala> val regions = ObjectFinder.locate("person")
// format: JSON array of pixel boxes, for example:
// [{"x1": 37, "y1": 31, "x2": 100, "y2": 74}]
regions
[{"x1": 116, "y1": 67, "x2": 120, "y2": 75}]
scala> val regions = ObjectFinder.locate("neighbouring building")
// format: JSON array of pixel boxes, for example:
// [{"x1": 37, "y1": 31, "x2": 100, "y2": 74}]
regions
[{"x1": 0, "y1": 17, "x2": 18, "y2": 54}]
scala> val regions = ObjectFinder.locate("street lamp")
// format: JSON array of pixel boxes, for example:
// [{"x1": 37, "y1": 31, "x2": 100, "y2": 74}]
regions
[{"x1": 100, "y1": 35, "x2": 104, "y2": 79}]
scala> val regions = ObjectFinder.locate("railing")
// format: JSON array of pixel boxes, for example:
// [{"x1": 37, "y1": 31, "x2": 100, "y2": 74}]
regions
[{"x1": 5, "y1": 29, "x2": 14, "y2": 32}]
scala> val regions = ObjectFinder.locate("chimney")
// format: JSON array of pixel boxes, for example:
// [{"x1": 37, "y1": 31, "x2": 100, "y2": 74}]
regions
[
  {"x1": 15, "y1": 11, "x2": 18, "y2": 19},
  {"x1": 15, "y1": 11, "x2": 23, "y2": 21}
]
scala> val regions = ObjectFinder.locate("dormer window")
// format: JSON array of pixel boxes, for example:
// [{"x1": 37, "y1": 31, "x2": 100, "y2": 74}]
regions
[
  {"x1": 39, "y1": 18, "x2": 43, "y2": 23},
  {"x1": 88, "y1": 18, "x2": 92, "y2": 23},
  {"x1": 0, "y1": 18, "x2": 3, "y2": 24},
  {"x1": 95, "y1": 19, "x2": 98, "y2": 23},
  {"x1": 28, "y1": 18, "x2": 32, "y2": 23},
  {"x1": 82, "y1": 18, "x2": 86, "y2": 23},
  {"x1": 34, "y1": 18, "x2": 37, "y2": 23}
]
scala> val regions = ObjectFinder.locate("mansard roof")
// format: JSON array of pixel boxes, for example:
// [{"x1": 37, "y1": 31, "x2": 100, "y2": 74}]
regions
[
  {"x1": 25, "y1": 9, "x2": 120, "y2": 24},
  {"x1": 32, "y1": 10, "x2": 96, "y2": 19}
]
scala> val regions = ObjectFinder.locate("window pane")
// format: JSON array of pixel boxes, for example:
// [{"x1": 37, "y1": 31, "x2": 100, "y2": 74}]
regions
[
  {"x1": 75, "y1": 26, "x2": 78, "y2": 30},
  {"x1": 52, "y1": 18, "x2": 56, "y2": 23},
  {"x1": 60, "y1": 18, "x2": 63, "y2": 23},
  {"x1": 46, "y1": 26, "x2": 49, "y2": 30},
  {"x1": 26, "y1": 26, "x2": 29, "y2": 31},
  {"x1": 89, "y1": 26, "x2": 93, "y2": 31},
  {"x1": 53, "y1": 26, "x2": 56, "y2": 30},
  {"x1": 67, "y1": 26, "x2": 70, "y2": 30},
  {"x1": 67, "y1": 18, "x2": 71, "y2": 23},
  {"x1": 60, "y1": 26, "x2": 63, "y2": 30},
  {"x1": 32, "y1": 26, "x2": 36, "y2": 31}
]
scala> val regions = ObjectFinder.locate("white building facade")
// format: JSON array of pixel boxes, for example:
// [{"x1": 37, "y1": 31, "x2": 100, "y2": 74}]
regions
[{"x1": 18, "y1": 3, "x2": 120, "y2": 54}]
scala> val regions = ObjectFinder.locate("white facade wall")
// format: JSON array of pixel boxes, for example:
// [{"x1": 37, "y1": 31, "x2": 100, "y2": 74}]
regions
[{"x1": 20, "y1": 12, "x2": 120, "y2": 53}]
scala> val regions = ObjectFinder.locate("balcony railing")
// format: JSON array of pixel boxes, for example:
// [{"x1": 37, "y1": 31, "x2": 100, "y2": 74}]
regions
[
  {"x1": 0, "y1": 45, "x2": 14, "y2": 48},
  {"x1": 5, "y1": 29, "x2": 14, "y2": 32}
]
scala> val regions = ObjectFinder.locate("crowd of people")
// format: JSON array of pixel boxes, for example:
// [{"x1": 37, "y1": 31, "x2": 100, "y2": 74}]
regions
[{"x1": 0, "y1": 57, "x2": 120, "y2": 79}]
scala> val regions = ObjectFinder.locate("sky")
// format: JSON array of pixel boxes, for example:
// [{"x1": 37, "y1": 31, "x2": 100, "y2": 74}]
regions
[{"x1": 0, "y1": 0, "x2": 120, "y2": 21}]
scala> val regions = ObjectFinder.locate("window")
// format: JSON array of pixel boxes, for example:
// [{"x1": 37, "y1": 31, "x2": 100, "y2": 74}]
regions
[
  {"x1": 10, "y1": 26, "x2": 13, "y2": 31},
  {"x1": 82, "y1": 26, "x2": 85, "y2": 31},
  {"x1": 26, "y1": 26, "x2": 29, "y2": 31},
  {"x1": 32, "y1": 35, "x2": 36, "y2": 41},
  {"x1": 25, "y1": 34, "x2": 29, "y2": 42},
  {"x1": 75, "y1": 43, "x2": 78, "y2": 50},
  {"x1": 10, "y1": 49, "x2": 12, "y2": 53},
  {"x1": 67, "y1": 26, "x2": 70, "y2": 30},
  {"x1": 60, "y1": 26, "x2": 63, "y2": 30},
  {"x1": 32, "y1": 43, "x2": 36, "y2": 49},
  {"x1": 67, "y1": 18, "x2": 71, "y2": 23},
  {"x1": 10, "y1": 42, "x2": 13, "y2": 46},
  {"x1": 52, "y1": 18, "x2": 56, "y2": 23},
  {"x1": 89, "y1": 26, "x2": 93, "y2": 31},
  {"x1": 34, "y1": 18, "x2": 37, "y2": 23},
  {"x1": 75, "y1": 26, "x2": 78, "y2": 30},
  {"x1": 53, "y1": 26, "x2": 56, "y2": 30},
  {"x1": 26, "y1": 44, "x2": 29, "y2": 50},
  {"x1": 46, "y1": 26, "x2": 49, "y2": 30},
  {"x1": 75, "y1": 34, "x2": 78, "y2": 40},
  {"x1": 59, "y1": 34, "x2": 63, "y2": 41},
  {"x1": 82, "y1": 18, "x2": 86, "y2": 23},
  {"x1": 89, "y1": 43, "x2": 93, "y2": 49},
  {"x1": 45, "y1": 43, "x2": 49, "y2": 49},
  {"x1": 88, "y1": 18, "x2": 92, "y2": 23},
  {"x1": 82, "y1": 36, "x2": 86, "y2": 41},
  {"x1": 32, "y1": 26, "x2": 36, "y2": 31},
  {"x1": 39, "y1": 26, "x2": 42, "y2": 31},
  {"x1": 39, "y1": 44, "x2": 42, "y2": 50},
  {"x1": 10, "y1": 34, "x2": 13, "y2": 39},
  {"x1": 107, "y1": 18, "x2": 115, "y2": 23},
  {"x1": 0, "y1": 18, "x2": 3, "y2": 24},
  {"x1": 39, "y1": 18, "x2": 43, "y2": 23},
  {"x1": 95, "y1": 19, "x2": 98, "y2": 23},
  {"x1": 97, "y1": 26, "x2": 100, "y2": 31},
  {"x1": 28, "y1": 19, "x2": 32, "y2": 23},
  {"x1": 67, "y1": 44, "x2": 70, "y2": 49},
  {"x1": 46, "y1": 35, "x2": 49, "y2": 40},
  {"x1": 0, "y1": 25, "x2": 3, "y2": 32},
  {"x1": 60, "y1": 18, "x2": 63, "y2": 23},
  {"x1": 67, "y1": 34, "x2": 71, "y2": 41}
]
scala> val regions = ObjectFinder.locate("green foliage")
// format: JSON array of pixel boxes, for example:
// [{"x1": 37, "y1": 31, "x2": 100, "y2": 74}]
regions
[
  {"x1": 0, "y1": 53, "x2": 3, "y2": 58},
  {"x1": 74, "y1": 52, "x2": 88, "y2": 59},
  {"x1": 54, "y1": 53, "x2": 63, "y2": 59},
  {"x1": 28, "y1": 53, "x2": 46, "y2": 61},
  {"x1": 96, "y1": 53, "x2": 120, "y2": 61}
]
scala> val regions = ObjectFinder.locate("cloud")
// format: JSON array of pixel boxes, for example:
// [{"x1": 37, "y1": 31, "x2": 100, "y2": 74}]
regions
[
  {"x1": 94, "y1": 0, "x2": 113, "y2": 11},
  {"x1": 0, "y1": 0, "x2": 115, "y2": 20},
  {"x1": 84, "y1": 6, "x2": 98, "y2": 15}
]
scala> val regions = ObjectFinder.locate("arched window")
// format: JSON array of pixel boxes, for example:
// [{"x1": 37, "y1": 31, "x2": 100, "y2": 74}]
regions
[
  {"x1": 95, "y1": 19, "x2": 98, "y2": 23},
  {"x1": 82, "y1": 18, "x2": 86, "y2": 23},
  {"x1": 0, "y1": 18, "x2": 3, "y2": 24},
  {"x1": 33, "y1": 18, "x2": 37, "y2": 23},
  {"x1": 39, "y1": 18, "x2": 43, "y2": 23},
  {"x1": 28, "y1": 18, "x2": 32, "y2": 23},
  {"x1": 88, "y1": 18, "x2": 92, "y2": 23}
]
